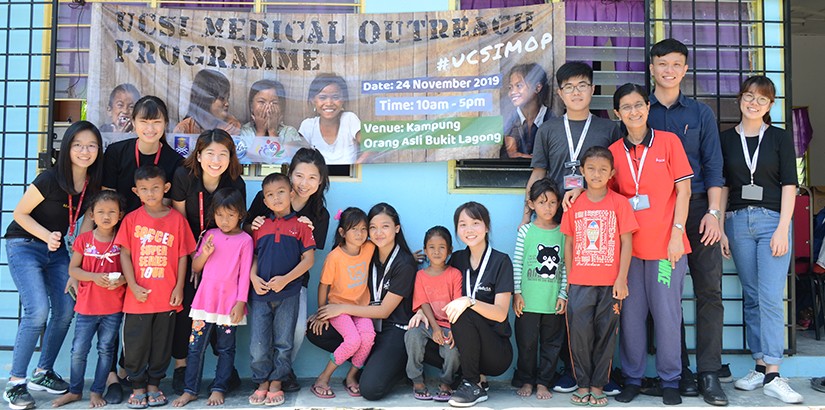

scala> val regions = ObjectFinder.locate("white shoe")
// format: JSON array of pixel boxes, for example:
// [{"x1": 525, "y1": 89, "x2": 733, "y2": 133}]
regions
[
  {"x1": 734, "y1": 370, "x2": 764, "y2": 391},
  {"x1": 763, "y1": 377, "x2": 803, "y2": 404}
]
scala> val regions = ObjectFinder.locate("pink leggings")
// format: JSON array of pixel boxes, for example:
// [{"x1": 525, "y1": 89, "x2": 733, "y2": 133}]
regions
[{"x1": 329, "y1": 314, "x2": 375, "y2": 368}]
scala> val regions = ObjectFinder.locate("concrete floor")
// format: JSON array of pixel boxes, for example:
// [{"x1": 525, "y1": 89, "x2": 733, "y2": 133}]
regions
[{"x1": 14, "y1": 377, "x2": 825, "y2": 409}]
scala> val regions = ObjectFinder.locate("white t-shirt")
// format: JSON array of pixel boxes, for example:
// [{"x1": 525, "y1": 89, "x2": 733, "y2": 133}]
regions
[{"x1": 298, "y1": 111, "x2": 361, "y2": 165}]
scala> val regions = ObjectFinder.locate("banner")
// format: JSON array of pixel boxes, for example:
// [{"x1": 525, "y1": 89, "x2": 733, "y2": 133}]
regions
[{"x1": 88, "y1": 3, "x2": 564, "y2": 165}]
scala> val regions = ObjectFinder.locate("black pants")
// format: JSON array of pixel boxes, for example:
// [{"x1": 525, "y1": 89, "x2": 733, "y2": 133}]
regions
[
  {"x1": 513, "y1": 312, "x2": 566, "y2": 387},
  {"x1": 451, "y1": 309, "x2": 513, "y2": 385},
  {"x1": 122, "y1": 311, "x2": 176, "y2": 390},
  {"x1": 567, "y1": 285, "x2": 620, "y2": 389},
  {"x1": 307, "y1": 322, "x2": 443, "y2": 400},
  {"x1": 172, "y1": 272, "x2": 197, "y2": 360},
  {"x1": 680, "y1": 196, "x2": 724, "y2": 374}
]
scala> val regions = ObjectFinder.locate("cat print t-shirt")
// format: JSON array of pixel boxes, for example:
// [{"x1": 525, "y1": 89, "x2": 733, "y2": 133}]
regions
[{"x1": 513, "y1": 223, "x2": 567, "y2": 314}]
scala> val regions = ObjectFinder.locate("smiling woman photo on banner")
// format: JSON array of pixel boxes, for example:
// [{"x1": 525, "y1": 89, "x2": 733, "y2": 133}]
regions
[
  {"x1": 299, "y1": 73, "x2": 362, "y2": 165},
  {"x1": 174, "y1": 69, "x2": 241, "y2": 136}
]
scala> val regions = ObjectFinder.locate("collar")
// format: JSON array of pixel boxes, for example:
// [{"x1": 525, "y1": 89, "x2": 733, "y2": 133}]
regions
[
  {"x1": 268, "y1": 210, "x2": 296, "y2": 221},
  {"x1": 650, "y1": 90, "x2": 690, "y2": 109},
  {"x1": 517, "y1": 105, "x2": 549, "y2": 128},
  {"x1": 622, "y1": 128, "x2": 654, "y2": 150}
]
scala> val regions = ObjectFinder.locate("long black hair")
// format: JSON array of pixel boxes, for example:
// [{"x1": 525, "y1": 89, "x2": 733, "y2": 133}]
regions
[
  {"x1": 332, "y1": 207, "x2": 368, "y2": 249},
  {"x1": 288, "y1": 148, "x2": 329, "y2": 218},
  {"x1": 367, "y1": 202, "x2": 412, "y2": 255},
  {"x1": 57, "y1": 120, "x2": 104, "y2": 195}
]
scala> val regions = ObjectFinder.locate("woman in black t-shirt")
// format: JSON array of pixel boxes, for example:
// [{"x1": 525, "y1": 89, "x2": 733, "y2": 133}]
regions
[
  {"x1": 3, "y1": 121, "x2": 104, "y2": 409},
  {"x1": 444, "y1": 201, "x2": 514, "y2": 407},
  {"x1": 719, "y1": 76, "x2": 801, "y2": 403},
  {"x1": 169, "y1": 129, "x2": 246, "y2": 393},
  {"x1": 309, "y1": 203, "x2": 417, "y2": 401}
]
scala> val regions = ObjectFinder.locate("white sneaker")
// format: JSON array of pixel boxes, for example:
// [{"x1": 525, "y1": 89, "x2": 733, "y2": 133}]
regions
[
  {"x1": 763, "y1": 377, "x2": 803, "y2": 404},
  {"x1": 734, "y1": 370, "x2": 764, "y2": 391}
]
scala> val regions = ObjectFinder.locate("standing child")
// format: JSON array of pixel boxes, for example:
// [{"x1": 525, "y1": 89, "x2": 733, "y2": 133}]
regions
[
  {"x1": 52, "y1": 191, "x2": 126, "y2": 408},
  {"x1": 404, "y1": 226, "x2": 462, "y2": 402},
  {"x1": 117, "y1": 165, "x2": 197, "y2": 409},
  {"x1": 512, "y1": 178, "x2": 568, "y2": 400},
  {"x1": 172, "y1": 188, "x2": 253, "y2": 407},
  {"x1": 311, "y1": 207, "x2": 375, "y2": 399},
  {"x1": 248, "y1": 173, "x2": 316, "y2": 406},
  {"x1": 561, "y1": 146, "x2": 637, "y2": 407}
]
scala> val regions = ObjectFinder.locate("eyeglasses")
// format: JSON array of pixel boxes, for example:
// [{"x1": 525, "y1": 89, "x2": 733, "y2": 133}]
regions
[
  {"x1": 618, "y1": 102, "x2": 648, "y2": 114},
  {"x1": 560, "y1": 82, "x2": 592, "y2": 95},
  {"x1": 70, "y1": 143, "x2": 100, "y2": 152},
  {"x1": 741, "y1": 92, "x2": 771, "y2": 106}
]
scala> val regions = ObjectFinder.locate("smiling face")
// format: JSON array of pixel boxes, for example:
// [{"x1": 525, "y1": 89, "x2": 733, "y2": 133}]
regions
[
  {"x1": 312, "y1": 84, "x2": 344, "y2": 121},
  {"x1": 214, "y1": 205, "x2": 242, "y2": 234},
  {"x1": 91, "y1": 199, "x2": 122, "y2": 231},
  {"x1": 133, "y1": 114, "x2": 167, "y2": 146},
  {"x1": 456, "y1": 210, "x2": 488, "y2": 248},
  {"x1": 614, "y1": 92, "x2": 650, "y2": 132},
  {"x1": 424, "y1": 234, "x2": 450, "y2": 267},
  {"x1": 557, "y1": 75, "x2": 593, "y2": 113},
  {"x1": 529, "y1": 191, "x2": 559, "y2": 224},
  {"x1": 68, "y1": 130, "x2": 100, "y2": 170},
  {"x1": 650, "y1": 52, "x2": 688, "y2": 91},
  {"x1": 740, "y1": 86, "x2": 774, "y2": 123},
  {"x1": 198, "y1": 142, "x2": 231, "y2": 179},
  {"x1": 108, "y1": 90, "x2": 136, "y2": 128},
  {"x1": 508, "y1": 72, "x2": 538, "y2": 108},
  {"x1": 290, "y1": 162, "x2": 321, "y2": 201},
  {"x1": 263, "y1": 179, "x2": 292, "y2": 215},
  {"x1": 369, "y1": 212, "x2": 399, "y2": 250},
  {"x1": 340, "y1": 221, "x2": 368, "y2": 249}
]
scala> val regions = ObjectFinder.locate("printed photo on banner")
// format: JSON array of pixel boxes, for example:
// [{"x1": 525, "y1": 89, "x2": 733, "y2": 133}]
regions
[{"x1": 87, "y1": 3, "x2": 565, "y2": 165}]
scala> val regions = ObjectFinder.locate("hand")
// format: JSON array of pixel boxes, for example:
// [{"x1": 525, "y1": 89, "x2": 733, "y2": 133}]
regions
[
  {"x1": 92, "y1": 274, "x2": 111, "y2": 288},
  {"x1": 555, "y1": 298, "x2": 567, "y2": 314},
  {"x1": 720, "y1": 232, "x2": 731, "y2": 259},
  {"x1": 229, "y1": 301, "x2": 245, "y2": 324},
  {"x1": 190, "y1": 270, "x2": 201, "y2": 289},
  {"x1": 443, "y1": 330, "x2": 455, "y2": 349},
  {"x1": 699, "y1": 213, "x2": 722, "y2": 246},
  {"x1": 444, "y1": 297, "x2": 471, "y2": 324},
  {"x1": 512, "y1": 293, "x2": 525, "y2": 317},
  {"x1": 201, "y1": 234, "x2": 215, "y2": 257},
  {"x1": 309, "y1": 316, "x2": 329, "y2": 335},
  {"x1": 251, "y1": 216, "x2": 266, "y2": 231},
  {"x1": 250, "y1": 275, "x2": 269, "y2": 295},
  {"x1": 431, "y1": 328, "x2": 445, "y2": 345},
  {"x1": 408, "y1": 310, "x2": 429, "y2": 329},
  {"x1": 412, "y1": 249, "x2": 425, "y2": 264},
  {"x1": 296, "y1": 216, "x2": 315, "y2": 232},
  {"x1": 131, "y1": 285, "x2": 151, "y2": 302},
  {"x1": 65, "y1": 277, "x2": 79, "y2": 295},
  {"x1": 770, "y1": 226, "x2": 790, "y2": 257},
  {"x1": 667, "y1": 234, "x2": 685, "y2": 269},
  {"x1": 562, "y1": 188, "x2": 584, "y2": 212},
  {"x1": 267, "y1": 276, "x2": 289, "y2": 293},
  {"x1": 108, "y1": 274, "x2": 127, "y2": 290},
  {"x1": 170, "y1": 286, "x2": 183, "y2": 306},
  {"x1": 613, "y1": 278, "x2": 628, "y2": 300},
  {"x1": 47, "y1": 231, "x2": 62, "y2": 252},
  {"x1": 316, "y1": 303, "x2": 345, "y2": 321}
]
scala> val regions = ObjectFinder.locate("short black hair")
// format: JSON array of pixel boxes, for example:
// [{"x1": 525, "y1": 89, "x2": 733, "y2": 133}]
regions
[
  {"x1": 650, "y1": 38, "x2": 689, "y2": 60},
  {"x1": 556, "y1": 61, "x2": 593, "y2": 87},
  {"x1": 580, "y1": 145, "x2": 614, "y2": 169},
  {"x1": 210, "y1": 187, "x2": 247, "y2": 222},
  {"x1": 613, "y1": 83, "x2": 649, "y2": 111},
  {"x1": 134, "y1": 165, "x2": 167, "y2": 184},
  {"x1": 89, "y1": 190, "x2": 125, "y2": 213},
  {"x1": 262, "y1": 172, "x2": 290, "y2": 189}
]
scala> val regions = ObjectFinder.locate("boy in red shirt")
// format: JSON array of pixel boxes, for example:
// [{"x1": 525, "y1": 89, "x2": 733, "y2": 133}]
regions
[
  {"x1": 561, "y1": 146, "x2": 638, "y2": 407},
  {"x1": 116, "y1": 166, "x2": 196, "y2": 409}
]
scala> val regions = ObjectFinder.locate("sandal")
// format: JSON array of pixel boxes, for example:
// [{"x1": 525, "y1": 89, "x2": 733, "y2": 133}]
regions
[
  {"x1": 342, "y1": 380, "x2": 361, "y2": 397},
  {"x1": 264, "y1": 391, "x2": 284, "y2": 406},
  {"x1": 310, "y1": 384, "x2": 335, "y2": 399},
  {"x1": 434, "y1": 389, "x2": 452, "y2": 402},
  {"x1": 147, "y1": 391, "x2": 168, "y2": 407},
  {"x1": 249, "y1": 389, "x2": 267, "y2": 405},
  {"x1": 571, "y1": 391, "x2": 591, "y2": 406},
  {"x1": 413, "y1": 387, "x2": 432, "y2": 400},
  {"x1": 590, "y1": 393, "x2": 609, "y2": 407},
  {"x1": 127, "y1": 393, "x2": 148, "y2": 409}
]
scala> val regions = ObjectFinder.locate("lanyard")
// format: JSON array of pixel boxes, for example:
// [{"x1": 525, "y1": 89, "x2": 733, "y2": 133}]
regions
[
  {"x1": 67, "y1": 179, "x2": 88, "y2": 237},
  {"x1": 134, "y1": 141, "x2": 162, "y2": 167},
  {"x1": 198, "y1": 191, "x2": 204, "y2": 234},
  {"x1": 624, "y1": 131, "x2": 652, "y2": 197},
  {"x1": 737, "y1": 123, "x2": 767, "y2": 185},
  {"x1": 465, "y1": 245, "x2": 492, "y2": 299},
  {"x1": 372, "y1": 245, "x2": 399, "y2": 303},
  {"x1": 564, "y1": 113, "x2": 592, "y2": 164}
]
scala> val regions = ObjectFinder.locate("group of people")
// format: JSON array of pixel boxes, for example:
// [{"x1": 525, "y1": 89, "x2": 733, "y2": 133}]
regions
[{"x1": 2, "y1": 37, "x2": 801, "y2": 410}]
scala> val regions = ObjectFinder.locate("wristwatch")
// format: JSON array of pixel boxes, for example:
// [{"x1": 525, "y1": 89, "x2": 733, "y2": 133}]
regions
[
  {"x1": 673, "y1": 223, "x2": 685, "y2": 232},
  {"x1": 707, "y1": 209, "x2": 721, "y2": 220}
]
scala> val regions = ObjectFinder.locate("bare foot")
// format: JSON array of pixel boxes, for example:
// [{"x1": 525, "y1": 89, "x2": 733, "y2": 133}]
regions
[
  {"x1": 52, "y1": 392, "x2": 81, "y2": 407},
  {"x1": 172, "y1": 392, "x2": 197, "y2": 407},
  {"x1": 516, "y1": 383, "x2": 533, "y2": 397},
  {"x1": 206, "y1": 391, "x2": 224, "y2": 406},
  {"x1": 536, "y1": 384, "x2": 553, "y2": 400},
  {"x1": 89, "y1": 392, "x2": 106, "y2": 408}
]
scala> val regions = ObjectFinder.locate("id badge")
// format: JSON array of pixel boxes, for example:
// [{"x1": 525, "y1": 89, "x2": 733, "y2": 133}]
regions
[
  {"x1": 564, "y1": 174, "x2": 584, "y2": 190},
  {"x1": 629, "y1": 194, "x2": 650, "y2": 211},
  {"x1": 742, "y1": 184, "x2": 764, "y2": 201}
]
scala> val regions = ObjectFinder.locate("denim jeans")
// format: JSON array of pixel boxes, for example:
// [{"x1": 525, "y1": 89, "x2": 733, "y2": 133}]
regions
[
  {"x1": 290, "y1": 287, "x2": 307, "y2": 362},
  {"x1": 70, "y1": 313, "x2": 123, "y2": 394},
  {"x1": 726, "y1": 206, "x2": 791, "y2": 365},
  {"x1": 183, "y1": 321, "x2": 236, "y2": 395},
  {"x1": 249, "y1": 294, "x2": 299, "y2": 384},
  {"x1": 6, "y1": 237, "x2": 75, "y2": 378}
]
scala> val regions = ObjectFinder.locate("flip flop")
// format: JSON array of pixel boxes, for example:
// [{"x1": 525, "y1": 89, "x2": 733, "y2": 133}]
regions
[
  {"x1": 570, "y1": 391, "x2": 591, "y2": 406},
  {"x1": 146, "y1": 391, "x2": 168, "y2": 407},
  {"x1": 127, "y1": 393, "x2": 148, "y2": 409},
  {"x1": 264, "y1": 391, "x2": 284, "y2": 406},
  {"x1": 249, "y1": 389, "x2": 267, "y2": 405},
  {"x1": 811, "y1": 377, "x2": 825, "y2": 393},
  {"x1": 413, "y1": 387, "x2": 432, "y2": 400},
  {"x1": 343, "y1": 380, "x2": 361, "y2": 397},
  {"x1": 434, "y1": 389, "x2": 452, "y2": 402},
  {"x1": 310, "y1": 384, "x2": 335, "y2": 399},
  {"x1": 590, "y1": 393, "x2": 609, "y2": 407},
  {"x1": 104, "y1": 382, "x2": 124, "y2": 405}
]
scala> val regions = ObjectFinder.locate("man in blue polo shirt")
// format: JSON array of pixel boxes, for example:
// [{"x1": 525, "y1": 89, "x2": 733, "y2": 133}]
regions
[{"x1": 647, "y1": 39, "x2": 727, "y2": 407}]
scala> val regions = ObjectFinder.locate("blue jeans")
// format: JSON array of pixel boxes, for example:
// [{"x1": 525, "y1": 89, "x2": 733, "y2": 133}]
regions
[
  {"x1": 6, "y1": 238, "x2": 75, "y2": 378},
  {"x1": 70, "y1": 313, "x2": 123, "y2": 394},
  {"x1": 183, "y1": 321, "x2": 236, "y2": 395},
  {"x1": 249, "y1": 294, "x2": 299, "y2": 384},
  {"x1": 726, "y1": 206, "x2": 791, "y2": 365}
]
